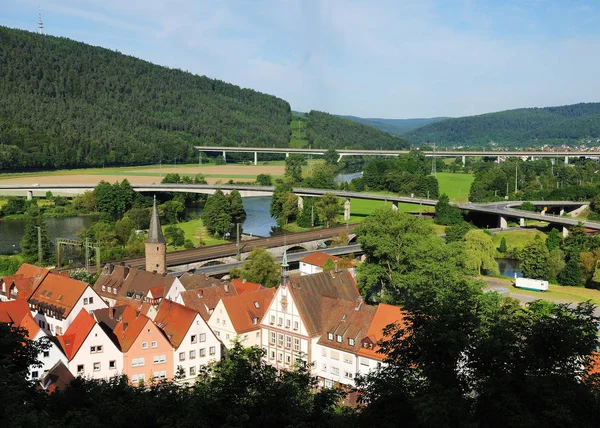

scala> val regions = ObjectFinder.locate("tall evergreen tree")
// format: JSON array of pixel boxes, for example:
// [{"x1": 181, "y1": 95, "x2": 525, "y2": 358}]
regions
[{"x1": 20, "y1": 212, "x2": 52, "y2": 264}]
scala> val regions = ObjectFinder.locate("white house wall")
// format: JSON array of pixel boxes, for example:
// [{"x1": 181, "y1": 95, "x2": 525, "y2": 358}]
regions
[
  {"x1": 28, "y1": 329, "x2": 68, "y2": 381},
  {"x1": 174, "y1": 314, "x2": 222, "y2": 383},
  {"x1": 67, "y1": 323, "x2": 122, "y2": 380},
  {"x1": 164, "y1": 278, "x2": 184, "y2": 301}
]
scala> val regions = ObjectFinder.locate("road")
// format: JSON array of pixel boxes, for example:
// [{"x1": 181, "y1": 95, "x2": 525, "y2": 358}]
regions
[{"x1": 120, "y1": 224, "x2": 357, "y2": 269}]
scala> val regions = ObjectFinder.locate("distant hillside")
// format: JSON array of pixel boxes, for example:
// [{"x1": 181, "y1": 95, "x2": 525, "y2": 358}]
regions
[
  {"x1": 306, "y1": 111, "x2": 409, "y2": 150},
  {"x1": 405, "y1": 103, "x2": 600, "y2": 147},
  {"x1": 0, "y1": 26, "x2": 291, "y2": 170},
  {"x1": 338, "y1": 115, "x2": 448, "y2": 135}
]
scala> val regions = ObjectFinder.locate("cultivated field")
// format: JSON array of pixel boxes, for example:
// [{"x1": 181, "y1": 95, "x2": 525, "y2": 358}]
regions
[{"x1": 0, "y1": 164, "x2": 286, "y2": 185}]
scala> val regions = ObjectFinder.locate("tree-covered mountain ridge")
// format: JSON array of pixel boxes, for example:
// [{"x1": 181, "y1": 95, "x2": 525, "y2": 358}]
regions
[
  {"x1": 0, "y1": 26, "x2": 407, "y2": 170},
  {"x1": 337, "y1": 115, "x2": 449, "y2": 135},
  {"x1": 406, "y1": 102, "x2": 600, "y2": 147}
]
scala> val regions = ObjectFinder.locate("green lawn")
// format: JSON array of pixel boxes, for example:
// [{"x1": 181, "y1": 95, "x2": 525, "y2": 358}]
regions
[
  {"x1": 436, "y1": 172, "x2": 474, "y2": 202},
  {"x1": 163, "y1": 218, "x2": 227, "y2": 250},
  {"x1": 347, "y1": 198, "x2": 433, "y2": 224},
  {"x1": 491, "y1": 229, "x2": 547, "y2": 251}
]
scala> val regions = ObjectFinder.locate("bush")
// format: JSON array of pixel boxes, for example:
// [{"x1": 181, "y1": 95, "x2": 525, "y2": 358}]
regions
[
  {"x1": 520, "y1": 201, "x2": 536, "y2": 212},
  {"x1": 184, "y1": 239, "x2": 195, "y2": 249}
]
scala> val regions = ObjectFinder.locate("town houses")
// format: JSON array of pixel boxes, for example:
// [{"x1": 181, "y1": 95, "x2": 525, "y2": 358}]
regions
[{"x1": 1, "y1": 197, "x2": 405, "y2": 389}]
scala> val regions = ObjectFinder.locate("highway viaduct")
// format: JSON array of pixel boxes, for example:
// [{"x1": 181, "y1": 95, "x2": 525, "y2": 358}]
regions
[
  {"x1": 0, "y1": 184, "x2": 594, "y2": 234},
  {"x1": 194, "y1": 145, "x2": 600, "y2": 165}
]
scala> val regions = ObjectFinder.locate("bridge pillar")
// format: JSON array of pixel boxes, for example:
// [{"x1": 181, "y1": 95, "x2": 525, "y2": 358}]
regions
[
  {"x1": 222, "y1": 151, "x2": 226, "y2": 163},
  {"x1": 497, "y1": 155, "x2": 501, "y2": 163},
  {"x1": 519, "y1": 218, "x2": 525, "y2": 227},
  {"x1": 338, "y1": 154, "x2": 344, "y2": 162},
  {"x1": 499, "y1": 216, "x2": 508, "y2": 229},
  {"x1": 562, "y1": 226, "x2": 569, "y2": 238},
  {"x1": 254, "y1": 151, "x2": 258, "y2": 166},
  {"x1": 286, "y1": 152, "x2": 289, "y2": 158},
  {"x1": 344, "y1": 199, "x2": 351, "y2": 221},
  {"x1": 565, "y1": 156, "x2": 569, "y2": 165},
  {"x1": 462, "y1": 155, "x2": 466, "y2": 166},
  {"x1": 391, "y1": 201, "x2": 399, "y2": 212},
  {"x1": 559, "y1": 208, "x2": 565, "y2": 216},
  {"x1": 297, "y1": 196, "x2": 303, "y2": 210},
  {"x1": 26, "y1": 190, "x2": 33, "y2": 200}
]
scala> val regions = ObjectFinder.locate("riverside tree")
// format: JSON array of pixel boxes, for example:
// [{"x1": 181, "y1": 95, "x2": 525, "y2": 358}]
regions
[
  {"x1": 316, "y1": 193, "x2": 342, "y2": 228},
  {"x1": 236, "y1": 248, "x2": 280, "y2": 288},
  {"x1": 20, "y1": 210, "x2": 52, "y2": 264},
  {"x1": 201, "y1": 190, "x2": 232, "y2": 236},
  {"x1": 464, "y1": 230, "x2": 498, "y2": 275},
  {"x1": 521, "y1": 235, "x2": 550, "y2": 279}
]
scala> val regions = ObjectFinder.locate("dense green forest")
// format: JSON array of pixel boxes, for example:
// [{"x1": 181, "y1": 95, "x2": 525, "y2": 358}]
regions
[
  {"x1": 338, "y1": 115, "x2": 448, "y2": 135},
  {"x1": 306, "y1": 111, "x2": 410, "y2": 150},
  {"x1": 406, "y1": 102, "x2": 600, "y2": 147},
  {"x1": 0, "y1": 26, "x2": 291, "y2": 169}
]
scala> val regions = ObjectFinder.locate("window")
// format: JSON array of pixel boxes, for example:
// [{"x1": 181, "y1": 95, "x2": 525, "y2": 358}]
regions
[
  {"x1": 133, "y1": 358, "x2": 145, "y2": 367},
  {"x1": 102, "y1": 285, "x2": 106, "y2": 292},
  {"x1": 142, "y1": 342, "x2": 148, "y2": 349},
  {"x1": 107, "y1": 287, "x2": 112, "y2": 293},
  {"x1": 217, "y1": 318, "x2": 220, "y2": 324},
  {"x1": 270, "y1": 350, "x2": 275, "y2": 359},
  {"x1": 179, "y1": 352, "x2": 186, "y2": 361},
  {"x1": 199, "y1": 333, "x2": 206, "y2": 342},
  {"x1": 191, "y1": 334, "x2": 197, "y2": 344},
  {"x1": 153, "y1": 355, "x2": 165, "y2": 364},
  {"x1": 325, "y1": 379, "x2": 333, "y2": 388},
  {"x1": 77, "y1": 365, "x2": 84, "y2": 374},
  {"x1": 331, "y1": 351, "x2": 339, "y2": 361},
  {"x1": 113, "y1": 288, "x2": 117, "y2": 295},
  {"x1": 31, "y1": 371, "x2": 39, "y2": 379},
  {"x1": 256, "y1": 331, "x2": 260, "y2": 338},
  {"x1": 293, "y1": 321, "x2": 299, "y2": 331},
  {"x1": 270, "y1": 332, "x2": 276, "y2": 344},
  {"x1": 209, "y1": 346, "x2": 216, "y2": 356},
  {"x1": 97, "y1": 345, "x2": 103, "y2": 352},
  {"x1": 91, "y1": 346, "x2": 96, "y2": 353},
  {"x1": 200, "y1": 348, "x2": 206, "y2": 357},
  {"x1": 226, "y1": 334, "x2": 230, "y2": 340},
  {"x1": 151, "y1": 341, "x2": 157, "y2": 348},
  {"x1": 286, "y1": 335, "x2": 292, "y2": 349},
  {"x1": 294, "y1": 338, "x2": 300, "y2": 351},
  {"x1": 278, "y1": 334, "x2": 283, "y2": 347},
  {"x1": 89, "y1": 297, "x2": 94, "y2": 304},
  {"x1": 138, "y1": 357, "x2": 145, "y2": 366},
  {"x1": 285, "y1": 319, "x2": 291, "y2": 328},
  {"x1": 223, "y1": 319, "x2": 226, "y2": 327},
  {"x1": 252, "y1": 317, "x2": 258, "y2": 325},
  {"x1": 336, "y1": 335, "x2": 342, "y2": 343},
  {"x1": 83, "y1": 298, "x2": 88, "y2": 305},
  {"x1": 43, "y1": 350, "x2": 50, "y2": 358},
  {"x1": 189, "y1": 350, "x2": 196, "y2": 359},
  {"x1": 56, "y1": 326, "x2": 62, "y2": 335},
  {"x1": 152, "y1": 371, "x2": 166, "y2": 379},
  {"x1": 278, "y1": 317, "x2": 283, "y2": 326},
  {"x1": 344, "y1": 371, "x2": 354, "y2": 379},
  {"x1": 253, "y1": 301, "x2": 260, "y2": 309},
  {"x1": 286, "y1": 355, "x2": 291, "y2": 364},
  {"x1": 109, "y1": 360, "x2": 116, "y2": 370},
  {"x1": 215, "y1": 331, "x2": 220, "y2": 337},
  {"x1": 189, "y1": 366, "x2": 196, "y2": 376},
  {"x1": 321, "y1": 347, "x2": 327, "y2": 357},
  {"x1": 327, "y1": 332, "x2": 334, "y2": 340},
  {"x1": 93, "y1": 362, "x2": 101, "y2": 372},
  {"x1": 270, "y1": 315, "x2": 275, "y2": 324},
  {"x1": 348, "y1": 338, "x2": 355, "y2": 346},
  {"x1": 360, "y1": 358, "x2": 369, "y2": 367},
  {"x1": 132, "y1": 374, "x2": 139, "y2": 383},
  {"x1": 331, "y1": 366, "x2": 339, "y2": 376},
  {"x1": 344, "y1": 354, "x2": 352, "y2": 364}
]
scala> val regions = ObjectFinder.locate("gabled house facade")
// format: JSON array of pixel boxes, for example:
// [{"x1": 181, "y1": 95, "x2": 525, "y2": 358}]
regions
[
  {"x1": 209, "y1": 287, "x2": 275, "y2": 349},
  {"x1": 57, "y1": 308, "x2": 122, "y2": 379},
  {"x1": 28, "y1": 273, "x2": 107, "y2": 336},
  {"x1": 155, "y1": 300, "x2": 222, "y2": 383}
]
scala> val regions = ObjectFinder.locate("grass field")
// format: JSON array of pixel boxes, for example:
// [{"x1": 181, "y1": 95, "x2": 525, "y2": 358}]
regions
[
  {"x1": 347, "y1": 198, "x2": 433, "y2": 224},
  {"x1": 163, "y1": 218, "x2": 227, "y2": 250},
  {"x1": 436, "y1": 172, "x2": 474, "y2": 202},
  {"x1": 491, "y1": 229, "x2": 547, "y2": 250}
]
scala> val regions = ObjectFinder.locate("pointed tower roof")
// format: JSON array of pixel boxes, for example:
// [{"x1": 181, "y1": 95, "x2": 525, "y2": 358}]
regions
[
  {"x1": 146, "y1": 195, "x2": 165, "y2": 244},
  {"x1": 281, "y1": 250, "x2": 289, "y2": 287}
]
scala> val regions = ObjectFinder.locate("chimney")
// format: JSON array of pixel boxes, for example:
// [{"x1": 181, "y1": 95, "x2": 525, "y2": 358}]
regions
[
  {"x1": 224, "y1": 283, "x2": 230, "y2": 293},
  {"x1": 168, "y1": 300, "x2": 172, "y2": 309},
  {"x1": 136, "y1": 308, "x2": 141, "y2": 318},
  {"x1": 123, "y1": 321, "x2": 129, "y2": 331},
  {"x1": 124, "y1": 266, "x2": 130, "y2": 279},
  {"x1": 242, "y1": 278, "x2": 246, "y2": 284},
  {"x1": 355, "y1": 299, "x2": 362, "y2": 312},
  {"x1": 109, "y1": 308, "x2": 115, "y2": 319}
]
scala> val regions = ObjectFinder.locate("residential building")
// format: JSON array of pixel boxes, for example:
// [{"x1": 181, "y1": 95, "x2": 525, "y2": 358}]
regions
[
  {"x1": 96, "y1": 305, "x2": 173, "y2": 384},
  {"x1": 57, "y1": 308, "x2": 122, "y2": 379},
  {"x1": 260, "y1": 254, "x2": 360, "y2": 371},
  {"x1": 231, "y1": 278, "x2": 262, "y2": 294},
  {"x1": 39, "y1": 360, "x2": 75, "y2": 393},
  {"x1": 314, "y1": 298, "x2": 377, "y2": 387},
  {"x1": 154, "y1": 300, "x2": 222, "y2": 383},
  {"x1": 356, "y1": 303, "x2": 406, "y2": 377},
  {"x1": 0, "y1": 263, "x2": 65, "y2": 302},
  {"x1": 209, "y1": 287, "x2": 275, "y2": 349},
  {"x1": 28, "y1": 273, "x2": 107, "y2": 336},
  {"x1": 165, "y1": 271, "x2": 222, "y2": 301},
  {"x1": 299, "y1": 252, "x2": 356, "y2": 277},
  {"x1": 176, "y1": 281, "x2": 238, "y2": 321},
  {"x1": 0, "y1": 299, "x2": 68, "y2": 381}
]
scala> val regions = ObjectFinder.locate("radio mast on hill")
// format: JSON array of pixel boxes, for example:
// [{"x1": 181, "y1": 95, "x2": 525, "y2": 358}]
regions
[{"x1": 38, "y1": 7, "x2": 43, "y2": 34}]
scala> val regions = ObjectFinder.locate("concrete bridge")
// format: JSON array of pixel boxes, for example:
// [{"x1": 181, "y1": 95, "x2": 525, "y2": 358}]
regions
[
  {"x1": 0, "y1": 183, "x2": 594, "y2": 232},
  {"x1": 195, "y1": 145, "x2": 600, "y2": 165}
]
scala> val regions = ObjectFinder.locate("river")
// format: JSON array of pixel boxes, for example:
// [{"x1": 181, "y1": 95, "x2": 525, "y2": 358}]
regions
[{"x1": 496, "y1": 258, "x2": 523, "y2": 279}]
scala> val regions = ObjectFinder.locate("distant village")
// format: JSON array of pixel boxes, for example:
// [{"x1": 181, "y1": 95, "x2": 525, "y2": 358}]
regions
[{"x1": 0, "y1": 197, "x2": 402, "y2": 392}]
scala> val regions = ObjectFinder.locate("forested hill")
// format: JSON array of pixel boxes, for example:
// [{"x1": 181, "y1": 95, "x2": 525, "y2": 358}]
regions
[
  {"x1": 338, "y1": 115, "x2": 448, "y2": 135},
  {"x1": 405, "y1": 102, "x2": 600, "y2": 147},
  {"x1": 0, "y1": 26, "x2": 291, "y2": 169},
  {"x1": 306, "y1": 111, "x2": 409, "y2": 150}
]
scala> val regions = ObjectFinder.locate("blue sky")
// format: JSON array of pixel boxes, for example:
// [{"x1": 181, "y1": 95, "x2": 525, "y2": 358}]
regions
[{"x1": 2, "y1": 0, "x2": 600, "y2": 118}]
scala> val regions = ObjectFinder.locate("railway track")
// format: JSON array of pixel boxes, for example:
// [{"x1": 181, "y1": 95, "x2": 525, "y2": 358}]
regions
[{"x1": 119, "y1": 225, "x2": 357, "y2": 268}]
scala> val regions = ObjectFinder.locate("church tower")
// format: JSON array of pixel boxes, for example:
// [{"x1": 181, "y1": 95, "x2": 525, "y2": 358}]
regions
[
  {"x1": 145, "y1": 196, "x2": 166, "y2": 274},
  {"x1": 281, "y1": 250, "x2": 289, "y2": 287}
]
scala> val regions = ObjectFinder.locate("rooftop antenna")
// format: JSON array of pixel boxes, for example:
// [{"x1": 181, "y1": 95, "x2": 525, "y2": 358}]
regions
[{"x1": 38, "y1": 6, "x2": 44, "y2": 35}]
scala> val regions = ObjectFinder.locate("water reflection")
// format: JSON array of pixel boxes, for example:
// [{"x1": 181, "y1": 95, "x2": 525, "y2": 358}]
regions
[{"x1": 496, "y1": 258, "x2": 523, "y2": 279}]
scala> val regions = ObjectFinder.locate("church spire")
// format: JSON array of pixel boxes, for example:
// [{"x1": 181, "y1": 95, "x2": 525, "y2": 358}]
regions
[
  {"x1": 146, "y1": 195, "x2": 165, "y2": 244},
  {"x1": 281, "y1": 250, "x2": 289, "y2": 287}
]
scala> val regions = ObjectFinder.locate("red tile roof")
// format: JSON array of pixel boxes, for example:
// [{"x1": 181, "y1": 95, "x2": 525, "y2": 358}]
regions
[
  {"x1": 94, "y1": 264, "x2": 175, "y2": 301},
  {"x1": 358, "y1": 304, "x2": 407, "y2": 361},
  {"x1": 179, "y1": 283, "x2": 238, "y2": 321},
  {"x1": 57, "y1": 309, "x2": 96, "y2": 360},
  {"x1": 299, "y1": 252, "x2": 343, "y2": 268},
  {"x1": 221, "y1": 288, "x2": 276, "y2": 333},
  {"x1": 28, "y1": 273, "x2": 90, "y2": 319},
  {"x1": 148, "y1": 286, "x2": 165, "y2": 299},
  {"x1": 0, "y1": 300, "x2": 40, "y2": 339},
  {"x1": 111, "y1": 305, "x2": 154, "y2": 352},
  {"x1": 40, "y1": 360, "x2": 75, "y2": 393},
  {"x1": 154, "y1": 300, "x2": 199, "y2": 348},
  {"x1": 317, "y1": 298, "x2": 377, "y2": 353},
  {"x1": 231, "y1": 278, "x2": 263, "y2": 294}
]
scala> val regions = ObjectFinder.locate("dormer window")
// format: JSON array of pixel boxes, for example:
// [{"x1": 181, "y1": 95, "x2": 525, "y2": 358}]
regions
[
  {"x1": 336, "y1": 335, "x2": 342, "y2": 343},
  {"x1": 253, "y1": 301, "x2": 259, "y2": 309},
  {"x1": 348, "y1": 338, "x2": 355, "y2": 346},
  {"x1": 252, "y1": 317, "x2": 258, "y2": 325},
  {"x1": 327, "y1": 332, "x2": 333, "y2": 340}
]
